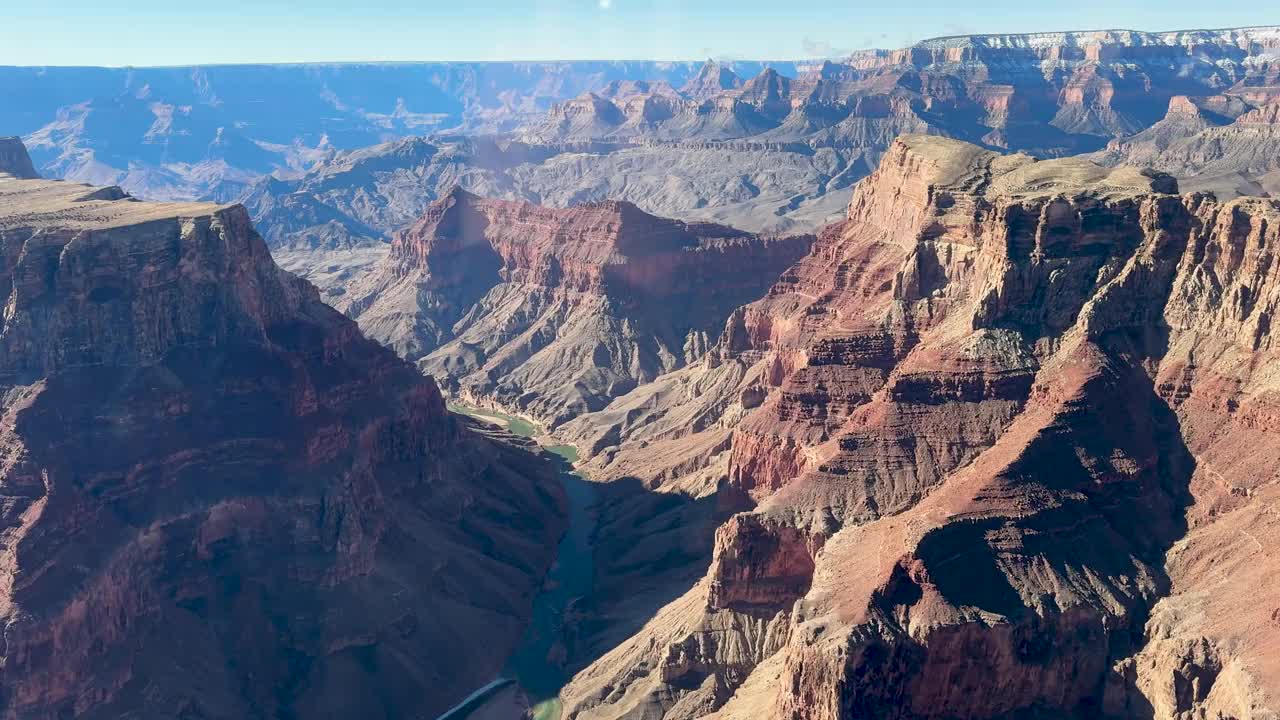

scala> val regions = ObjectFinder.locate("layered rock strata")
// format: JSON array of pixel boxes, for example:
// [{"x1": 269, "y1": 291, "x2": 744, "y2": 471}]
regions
[
  {"x1": 338, "y1": 189, "x2": 814, "y2": 426},
  {"x1": 0, "y1": 150, "x2": 565, "y2": 720},
  {"x1": 525, "y1": 27, "x2": 1280, "y2": 158},
  {"x1": 557, "y1": 135, "x2": 1280, "y2": 719}
]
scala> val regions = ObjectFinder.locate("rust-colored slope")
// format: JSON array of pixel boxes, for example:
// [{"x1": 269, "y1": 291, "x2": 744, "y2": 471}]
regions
[
  {"x1": 339, "y1": 189, "x2": 813, "y2": 426},
  {"x1": 561, "y1": 135, "x2": 1280, "y2": 719}
]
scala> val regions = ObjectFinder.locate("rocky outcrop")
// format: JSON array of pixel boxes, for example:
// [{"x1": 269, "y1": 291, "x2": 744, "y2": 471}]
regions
[
  {"x1": 338, "y1": 188, "x2": 814, "y2": 426},
  {"x1": 523, "y1": 27, "x2": 1280, "y2": 158},
  {"x1": 0, "y1": 156, "x2": 565, "y2": 719},
  {"x1": 1095, "y1": 98, "x2": 1280, "y2": 198},
  {"x1": 557, "y1": 135, "x2": 1280, "y2": 719},
  {"x1": 681, "y1": 62, "x2": 744, "y2": 101},
  {"x1": 0, "y1": 137, "x2": 38, "y2": 179}
]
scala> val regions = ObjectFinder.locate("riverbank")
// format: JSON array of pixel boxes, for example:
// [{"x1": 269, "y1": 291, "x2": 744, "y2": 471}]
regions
[{"x1": 447, "y1": 401, "x2": 594, "y2": 720}]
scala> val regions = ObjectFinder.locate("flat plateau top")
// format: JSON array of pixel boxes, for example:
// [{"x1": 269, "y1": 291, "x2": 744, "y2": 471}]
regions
[
  {"x1": 894, "y1": 134, "x2": 1177, "y2": 199},
  {"x1": 0, "y1": 176, "x2": 225, "y2": 231},
  {"x1": 914, "y1": 25, "x2": 1280, "y2": 50}
]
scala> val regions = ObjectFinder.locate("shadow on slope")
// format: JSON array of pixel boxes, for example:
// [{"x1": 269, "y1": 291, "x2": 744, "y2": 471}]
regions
[
  {"x1": 580, "y1": 477, "x2": 750, "y2": 677},
  {"x1": 902, "y1": 331, "x2": 1194, "y2": 719}
]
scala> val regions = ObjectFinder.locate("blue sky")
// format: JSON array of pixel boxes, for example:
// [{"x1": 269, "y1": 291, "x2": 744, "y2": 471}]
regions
[{"x1": 3, "y1": 0, "x2": 1278, "y2": 66}]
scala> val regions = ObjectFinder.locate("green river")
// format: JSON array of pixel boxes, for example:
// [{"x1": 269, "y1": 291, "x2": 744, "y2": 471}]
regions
[{"x1": 447, "y1": 402, "x2": 595, "y2": 720}]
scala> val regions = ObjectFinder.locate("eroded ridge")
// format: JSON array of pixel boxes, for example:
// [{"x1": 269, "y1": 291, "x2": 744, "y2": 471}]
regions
[
  {"x1": 339, "y1": 188, "x2": 815, "y2": 426},
  {"x1": 557, "y1": 135, "x2": 1280, "y2": 720}
]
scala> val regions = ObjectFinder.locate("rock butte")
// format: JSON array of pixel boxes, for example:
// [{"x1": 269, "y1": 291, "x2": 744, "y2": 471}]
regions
[
  {"x1": 338, "y1": 188, "x2": 815, "y2": 427},
  {"x1": 540, "y1": 134, "x2": 1280, "y2": 719},
  {"x1": 0, "y1": 142, "x2": 565, "y2": 720}
]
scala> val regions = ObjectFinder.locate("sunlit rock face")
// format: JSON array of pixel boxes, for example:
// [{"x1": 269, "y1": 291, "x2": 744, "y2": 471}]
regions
[
  {"x1": 338, "y1": 188, "x2": 814, "y2": 426},
  {"x1": 557, "y1": 135, "x2": 1280, "y2": 720}
]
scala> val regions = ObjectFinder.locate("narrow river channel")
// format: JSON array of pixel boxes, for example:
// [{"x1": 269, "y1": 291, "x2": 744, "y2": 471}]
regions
[{"x1": 448, "y1": 403, "x2": 597, "y2": 720}]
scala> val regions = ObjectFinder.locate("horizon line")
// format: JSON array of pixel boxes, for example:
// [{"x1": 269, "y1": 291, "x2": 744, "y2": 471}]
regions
[
  {"x1": 3, "y1": 22, "x2": 1278, "y2": 70},
  {"x1": 0, "y1": 58, "x2": 811, "y2": 70}
]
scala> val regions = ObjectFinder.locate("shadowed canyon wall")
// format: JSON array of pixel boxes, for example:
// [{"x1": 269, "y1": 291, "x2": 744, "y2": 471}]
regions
[{"x1": 0, "y1": 144, "x2": 566, "y2": 720}]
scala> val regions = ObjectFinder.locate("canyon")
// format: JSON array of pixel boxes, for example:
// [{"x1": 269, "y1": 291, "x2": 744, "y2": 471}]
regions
[
  {"x1": 3, "y1": 61, "x2": 792, "y2": 203},
  {"x1": 0, "y1": 141, "x2": 566, "y2": 719},
  {"x1": 4, "y1": 22, "x2": 1280, "y2": 720},
  {"x1": 320, "y1": 126, "x2": 1280, "y2": 718}
]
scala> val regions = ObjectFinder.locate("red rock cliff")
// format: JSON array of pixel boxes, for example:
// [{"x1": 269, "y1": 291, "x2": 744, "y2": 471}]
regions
[
  {"x1": 560, "y1": 135, "x2": 1280, "y2": 720},
  {"x1": 341, "y1": 188, "x2": 814, "y2": 425},
  {"x1": 0, "y1": 166, "x2": 565, "y2": 720}
]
